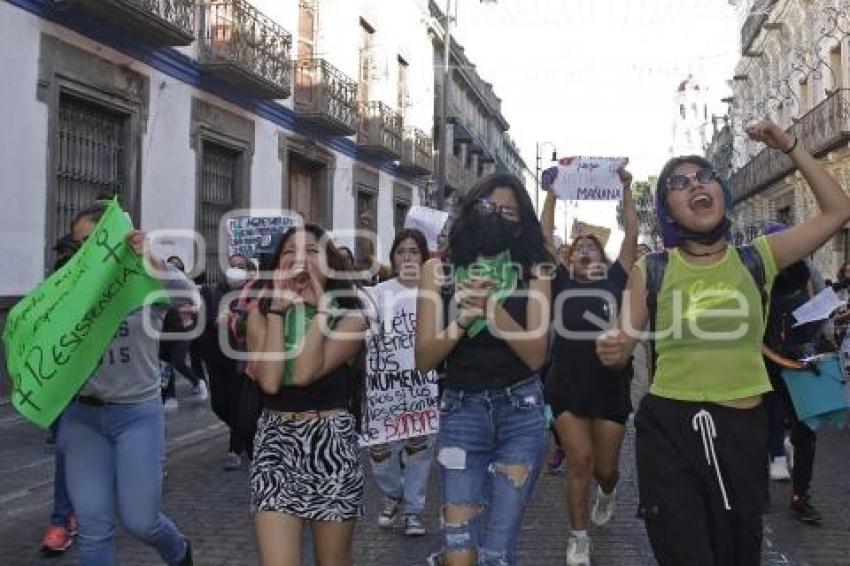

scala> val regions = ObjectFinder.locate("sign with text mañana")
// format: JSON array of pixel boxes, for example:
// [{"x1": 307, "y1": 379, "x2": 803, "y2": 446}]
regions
[
  {"x1": 551, "y1": 156, "x2": 628, "y2": 201},
  {"x1": 359, "y1": 287, "x2": 439, "y2": 446},
  {"x1": 2, "y1": 200, "x2": 164, "y2": 428}
]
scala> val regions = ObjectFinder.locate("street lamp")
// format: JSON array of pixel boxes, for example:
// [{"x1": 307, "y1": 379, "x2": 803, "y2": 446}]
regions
[
  {"x1": 535, "y1": 141, "x2": 557, "y2": 213},
  {"x1": 435, "y1": 0, "x2": 497, "y2": 212}
]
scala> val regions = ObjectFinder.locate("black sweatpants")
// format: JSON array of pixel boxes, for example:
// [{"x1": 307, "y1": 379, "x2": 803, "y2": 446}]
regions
[
  {"x1": 635, "y1": 394, "x2": 768, "y2": 566},
  {"x1": 204, "y1": 346, "x2": 244, "y2": 454}
]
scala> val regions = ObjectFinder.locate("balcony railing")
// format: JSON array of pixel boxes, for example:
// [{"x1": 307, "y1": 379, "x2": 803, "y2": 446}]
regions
[
  {"x1": 399, "y1": 128, "x2": 434, "y2": 176},
  {"x1": 446, "y1": 152, "x2": 476, "y2": 193},
  {"x1": 740, "y1": 0, "x2": 777, "y2": 56},
  {"x1": 55, "y1": 0, "x2": 195, "y2": 46},
  {"x1": 731, "y1": 89, "x2": 850, "y2": 202},
  {"x1": 294, "y1": 58, "x2": 357, "y2": 135},
  {"x1": 356, "y1": 102, "x2": 403, "y2": 160},
  {"x1": 199, "y1": 0, "x2": 292, "y2": 99}
]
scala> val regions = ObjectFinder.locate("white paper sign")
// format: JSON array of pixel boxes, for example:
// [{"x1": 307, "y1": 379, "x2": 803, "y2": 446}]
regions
[
  {"x1": 404, "y1": 206, "x2": 449, "y2": 251},
  {"x1": 552, "y1": 156, "x2": 628, "y2": 201},
  {"x1": 792, "y1": 287, "x2": 845, "y2": 327},
  {"x1": 359, "y1": 281, "x2": 440, "y2": 446}
]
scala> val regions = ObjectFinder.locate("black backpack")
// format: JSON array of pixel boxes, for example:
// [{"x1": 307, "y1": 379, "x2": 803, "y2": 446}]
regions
[
  {"x1": 644, "y1": 245, "x2": 767, "y2": 376},
  {"x1": 764, "y1": 262, "x2": 820, "y2": 358}
]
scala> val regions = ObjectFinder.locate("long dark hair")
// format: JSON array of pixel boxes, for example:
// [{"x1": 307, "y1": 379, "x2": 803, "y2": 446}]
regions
[
  {"x1": 389, "y1": 228, "x2": 429, "y2": 274},
  {"x1": 446, "y1": 173, "x2": 551, "y2": 275},
  {"x1": 258, "y1": 223, "x2": 361, "y2": 315}
]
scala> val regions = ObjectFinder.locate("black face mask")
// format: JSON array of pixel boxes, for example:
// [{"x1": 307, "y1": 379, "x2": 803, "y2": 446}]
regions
[
  {"x1": 472, "y1": 212, "x2": 518, "y2": 256},
  {"x1": 678, "y1": 216, "x2": 732, "y2": 246}
]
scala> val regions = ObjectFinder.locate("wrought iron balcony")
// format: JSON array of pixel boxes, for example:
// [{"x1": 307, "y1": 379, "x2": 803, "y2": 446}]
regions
[
  {"x1": 446, "y1": 152, "x2": 476, "y2": 193},
  {"x1": 399, "y1": 128, "x2": 434, "y2": 176},
  {"x1": 740, "y1": 0, "x2": 777, "y2": 56},
  {"x1": 199, "y1": 0, "x2": 292, "y2": 99},
  {"x1": 293, "y1": 58, "x2": 358, "y2": 135},
  {"x1": 356, "y1": 102, "x2": 403, "y2": 160},
  {"x1": 731, "y1": 88, "x2": 850, "y2": 202},
  {"x1": 55, "y1": 0, "x2": 195, "y2": 46}
]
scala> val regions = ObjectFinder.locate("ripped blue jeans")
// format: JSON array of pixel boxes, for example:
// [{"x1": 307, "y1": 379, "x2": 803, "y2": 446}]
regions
[{"x1": 437, "y1": 376, "x2": 547, "y2": 565}]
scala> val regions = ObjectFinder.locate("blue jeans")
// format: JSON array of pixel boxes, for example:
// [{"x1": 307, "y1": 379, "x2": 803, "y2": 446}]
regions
[
  {"x1": 59, "y1": 398, "x2": 187, "y2": 565},
  {"x1": 369, "y1": 436, "x2": 434, "y2": 515},
  {"x1": 50, "y1": 415, "x2": 74, "y2": 527},
  {"x1": 437, "y1": 376, "x2": 547, "y2": 565}
]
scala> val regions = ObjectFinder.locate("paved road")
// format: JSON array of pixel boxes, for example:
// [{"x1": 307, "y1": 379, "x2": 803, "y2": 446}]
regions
[{"x1": 1, "y1": 392, "x2": 847, "y2": 565}]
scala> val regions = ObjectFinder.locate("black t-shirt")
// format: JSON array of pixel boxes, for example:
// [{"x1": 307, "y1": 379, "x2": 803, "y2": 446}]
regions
[
  {"x1": 442, "y1": 278, "x2": 538, "y2": 392},
  {"x1": 545, "y1": 261, "x2": 630, "y2": 394}
]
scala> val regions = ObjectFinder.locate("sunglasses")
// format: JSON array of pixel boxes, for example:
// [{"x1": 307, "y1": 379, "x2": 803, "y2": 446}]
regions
[
  {"x1": 475, "y1": 198, "x2": 520, "y2": 221},
  {"x1": 666, "y1": 168, "x2": 718, "y2": 191}
]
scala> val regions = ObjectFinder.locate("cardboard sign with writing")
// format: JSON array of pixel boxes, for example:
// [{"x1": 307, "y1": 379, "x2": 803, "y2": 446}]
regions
[
  {"x1": 2, "y1": 200, "x2": 165, "y2": 428},
  {"x1": 552, "y1": 156, "x2": 628, "y2": 201},
  {"x1": 403, "y1": 206, "x2": 449, "y2": 252},
  {"x1": 227, "y1": 215, "x2": 300, "y2": 259},
  {"x1": 359, "y1": 281, "x2": 439, "y2": 446},
  {"x1": 571, "y1": 219, "x2": 611, "y2": 247}
]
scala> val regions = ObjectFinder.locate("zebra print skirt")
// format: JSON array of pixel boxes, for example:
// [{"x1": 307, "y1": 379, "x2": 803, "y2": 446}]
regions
[{"x1": 251, "y1": 410, "x2": 365, "y2": 521}]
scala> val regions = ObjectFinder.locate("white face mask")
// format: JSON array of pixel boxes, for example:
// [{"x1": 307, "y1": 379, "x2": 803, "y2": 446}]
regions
[{"x1": 225, "y1": 267, "x2": 247, "y2": 289}]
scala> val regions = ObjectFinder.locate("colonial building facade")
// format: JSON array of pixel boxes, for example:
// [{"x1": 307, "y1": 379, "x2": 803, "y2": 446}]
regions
[
  {"x1": 724, "y1": 0, "x2": 850, "y2": 276},
  {"x1": 0, "y1": 0, "x2": 525, "y2": 397}
]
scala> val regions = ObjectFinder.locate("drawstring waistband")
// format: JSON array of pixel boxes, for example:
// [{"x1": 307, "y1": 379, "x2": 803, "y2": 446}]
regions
[{"x1": 691, "y1": 409, "x2": 731, "y2": 510}]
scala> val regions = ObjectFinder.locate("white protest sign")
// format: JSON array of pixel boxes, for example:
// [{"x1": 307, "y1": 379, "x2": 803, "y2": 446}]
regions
[
  {"x1": 359, "y1": 282, "x2": 439, "y2": 446},
  {"x1": 552, "y1": 156, "x2": 628, "y2": 201},
  {"x1": 404, "y1": 206, "x2": 449, "y2": 251},
  {"x1": 792, "y1": 287, "x2": 845, "y2": 327}
]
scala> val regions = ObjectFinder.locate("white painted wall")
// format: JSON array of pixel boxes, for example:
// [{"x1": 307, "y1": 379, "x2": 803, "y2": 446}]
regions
[
  {"x1": 141, "y1": 72, "x2": 196, "y2": 233},
  {"x1": 330, "y1": 153, "x2": 358, "y2": 248},
  {"x1": 0, "y1": 4, "x2": 48, "y2": 295},
  {"x1": 250, "y1": 119, "x2": 284, "y2": 209},
  {"x1": 0, "y1": 1, "x2": 434, "y2": 296}
]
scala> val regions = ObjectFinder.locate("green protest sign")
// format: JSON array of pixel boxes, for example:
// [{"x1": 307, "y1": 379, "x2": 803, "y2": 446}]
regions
[
  {"x1": 2, "y1": 199, "x2": 164, "y2": 428},
  {"x1": 454, "y1": 251, "x2": 517, "y2": 338}
]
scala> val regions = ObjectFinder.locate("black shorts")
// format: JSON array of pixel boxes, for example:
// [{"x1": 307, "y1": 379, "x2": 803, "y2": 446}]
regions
[{"x1": 545, "y1": 370, "x2": 632, "y2": 425}]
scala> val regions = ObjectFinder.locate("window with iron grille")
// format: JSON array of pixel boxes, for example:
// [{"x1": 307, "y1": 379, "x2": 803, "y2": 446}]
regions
[
  {"x1": 198, "y1": 142, "x2": 240, "y2": 284},
  {"x1": 53, "y1": 95, "x2": 127, "y2": 253}
]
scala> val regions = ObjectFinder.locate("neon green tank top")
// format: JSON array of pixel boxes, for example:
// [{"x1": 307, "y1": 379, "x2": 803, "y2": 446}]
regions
[{"x1": 637, "y1": 236, "x2": 777, "y2": 402}]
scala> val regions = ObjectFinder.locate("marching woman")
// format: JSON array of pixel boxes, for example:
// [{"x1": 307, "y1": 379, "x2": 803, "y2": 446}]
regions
[
  {"x1": 540, "y1": 166, "x2": 637, "y2": 566},
  {"x1": 59, "y1": 204, "x2": 193, "y2": 565},
  {"x1": 597, "y1": 120, "x2": 850, "y2": 565},
  {"x1": 251, "y1": 224, "x2": 367, "y2": 566},
  {"x1": 363, "y1": 229, "x2": 437, "y2": 536},
  {"x1": 416, "y1": 173, "x2": 552, "y2": 566}
]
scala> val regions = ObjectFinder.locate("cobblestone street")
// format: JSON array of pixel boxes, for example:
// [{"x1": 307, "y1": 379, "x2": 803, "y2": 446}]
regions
[{"x1": 3, "y1": 393, "x2": 849, "y2": 565}]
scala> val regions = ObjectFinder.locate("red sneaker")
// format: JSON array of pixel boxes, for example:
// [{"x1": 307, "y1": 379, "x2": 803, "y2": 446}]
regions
[{"x1": 41, "y1": 525, "x2": 73, "y2": 554}]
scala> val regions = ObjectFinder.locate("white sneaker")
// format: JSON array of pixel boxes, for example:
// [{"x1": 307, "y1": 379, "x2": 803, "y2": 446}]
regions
[
  {"x1": 193, "y1": 380, "x2": 209, "y2": 401},
  {"x1": 590, "y1": 486, "x2": 616, "y2": 526},
  {"x1": 566, "y1": 535, "x2": 591, "y2": 566},
  {"x1": 770, "y1": 456, "x2": 791, "y2": 481},
  {"x1": 784, "y1": 436, "x2": 794, "y2": 471},
  {"x1": 377, "y1": 497, "x2": 400, "y2": 528},
  {"x1": 163, "y1": 398, "x2": 179, "y2": 412}
]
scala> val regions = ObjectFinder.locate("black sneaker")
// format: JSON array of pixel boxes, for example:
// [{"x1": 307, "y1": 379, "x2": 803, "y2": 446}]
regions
[
  {"x1": 790, "y1": 495, "x2": 822, "y2": 525},
  {"x1": 178, "y1": 538, "x2": 193, "y2": 566}
]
